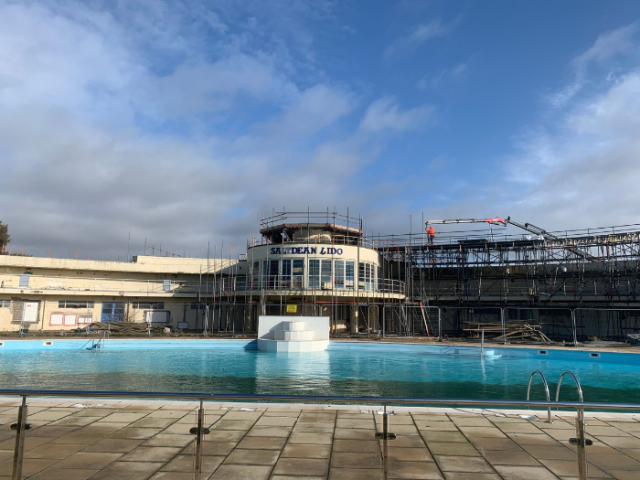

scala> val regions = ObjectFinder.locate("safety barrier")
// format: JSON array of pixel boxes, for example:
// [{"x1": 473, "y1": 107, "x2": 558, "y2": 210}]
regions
[{"x1": 1, "y1": 388, "x2": 638, "y2": 480}]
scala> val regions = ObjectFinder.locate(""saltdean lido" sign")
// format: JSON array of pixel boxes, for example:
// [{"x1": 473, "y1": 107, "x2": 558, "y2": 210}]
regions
[{"x1": 269, "y1": 247, "x2": 344, "y2": 255}]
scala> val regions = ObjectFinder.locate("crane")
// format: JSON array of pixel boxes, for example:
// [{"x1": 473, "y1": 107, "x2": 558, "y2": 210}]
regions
[
  {"x1": 425, "y1": 216, "x2": 556, "y2": 239},
  {"x1": 425, "y1": 216, "x2": 595, "y2": 260}
]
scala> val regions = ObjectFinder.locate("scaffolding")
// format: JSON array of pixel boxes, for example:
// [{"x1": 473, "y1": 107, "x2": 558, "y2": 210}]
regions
[
  {"x1": 375, "y1": 222, "x2": 640, "y2": 341},
  {"x1": 204, "y1": 211, "x2": 640, "y2": 342}
]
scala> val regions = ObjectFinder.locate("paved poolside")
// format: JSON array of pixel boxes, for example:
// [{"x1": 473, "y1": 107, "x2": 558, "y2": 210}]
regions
[{"x1": 1, "y1": 400, "x2": 640, "y2": 479}]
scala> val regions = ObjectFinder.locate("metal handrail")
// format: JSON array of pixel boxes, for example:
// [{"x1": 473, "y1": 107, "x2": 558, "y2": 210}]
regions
[
  {"x1": 555, "y1": 370, "x2": 584, "y2": 404},
  {"x1": 221, "y1": 275, "x2": 406, "y2": 295},
  {"x1": 0, "y1": 388, "x2": 630, "y2": 409},
  {"x1": 1, "y1": 388, "x2": 632, "y2": 480},
  {"x1": 526, "y1": 370, "x2": 552, "y2": 423},
  {"x1": 555, "y1": 371, "x2": 588, "y2": 479}
]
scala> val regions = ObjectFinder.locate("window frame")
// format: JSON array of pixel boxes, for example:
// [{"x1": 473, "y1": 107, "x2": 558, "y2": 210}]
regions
[
  {"x1": 132, "y1": 302, "x2": 164, "y2": 309},
  {"x1": 58, "y1": 300, "x2": 94, "y2": 309}
]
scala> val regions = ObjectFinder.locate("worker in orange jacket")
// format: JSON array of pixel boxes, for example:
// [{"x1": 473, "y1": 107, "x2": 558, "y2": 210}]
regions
[{"x1": 426, "y1": 227, "x2": 435, "y2": 244}]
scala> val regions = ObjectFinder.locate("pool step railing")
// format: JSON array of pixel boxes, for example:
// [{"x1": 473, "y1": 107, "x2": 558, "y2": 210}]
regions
[
  {"x1": 528, "y1": 369, "x2": 590, "y2": 479},
  {"x1": 526, "y1": 370, "x2": 553, "y2": 423},
  {"x1": 80, "y1": 329, "x2": 109, "y2": 351},
  {"x1": 2, "y1": 389, "x2": 633, "y2": 480},
  {"x1": 555, "y1": 371, "x2": 590, "y2": 480},
  {"x1": 555, "y1": 370, "x2": 584, "y2": 404}
]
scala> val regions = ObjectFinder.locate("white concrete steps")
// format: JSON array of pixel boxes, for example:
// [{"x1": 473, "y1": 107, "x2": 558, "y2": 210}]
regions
[{"x1": 273, "y1": 330, "x2": 314, "y2": 341}]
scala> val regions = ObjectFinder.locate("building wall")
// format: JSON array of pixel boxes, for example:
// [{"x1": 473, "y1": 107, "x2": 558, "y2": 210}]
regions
[
  {"x1": 0, "y1": 247, "x2": 402, "y2": 333},
  {"x1": 245, "y1": 244, "x2": 386, "y2": 293},
  {"x1": 0, "y1": 255, "x2": 237, "y2": 332},
  {"x1": 0, "y1": 295, "x2": 213, "y2": 332}
]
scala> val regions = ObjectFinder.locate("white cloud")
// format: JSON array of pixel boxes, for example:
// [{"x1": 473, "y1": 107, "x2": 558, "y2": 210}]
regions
[
  {"x1": 0, "y1": 0, "x2": 416, "y2": 259},
  {"x1": 359, "y1": 96, "x2": 434, "y2": 132},
  {"x1": 145, "y1": 55, "x2": 296, "y2": 117},
  {"x1": 263, "y1": 84, "x2": 356, "y2": 138},
  {"x1": 547, "y1": 24, "x2": 637, "y2": 108},
  {"x1": 394, "y1": 26, "x2": 640, "y2": 234},
  {"x1": 428, "y1": 155, "x2": 448, "y2": 171},
  {"x1": 417, "y1": 60, "x2": 470, "y2": 89},
  {"x1": 503, "y1": 70, "x2": 640, "y2": 229},
  {"x1": 384, "y1": 19, "x2": 450, "y2": 59}
]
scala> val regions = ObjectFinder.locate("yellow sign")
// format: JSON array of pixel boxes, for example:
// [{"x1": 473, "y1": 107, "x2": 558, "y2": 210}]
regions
[{"x1": 286, "y1": 305, "x2": 297, "y2": 313}]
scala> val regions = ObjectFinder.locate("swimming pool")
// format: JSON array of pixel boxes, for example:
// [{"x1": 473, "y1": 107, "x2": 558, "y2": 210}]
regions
[{"x1": 0, "y1": 340, "x2": 639, "y2": 404}]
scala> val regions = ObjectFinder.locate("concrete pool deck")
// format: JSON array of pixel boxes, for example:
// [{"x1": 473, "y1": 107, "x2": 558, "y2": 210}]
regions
[{"x1": 1, "y1": 399, "x2": 640, "y2": 479}]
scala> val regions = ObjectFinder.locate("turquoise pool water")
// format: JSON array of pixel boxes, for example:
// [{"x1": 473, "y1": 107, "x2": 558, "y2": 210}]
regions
[{"x1": 0, "y1": 340, "x2": 639, "y2": 403}]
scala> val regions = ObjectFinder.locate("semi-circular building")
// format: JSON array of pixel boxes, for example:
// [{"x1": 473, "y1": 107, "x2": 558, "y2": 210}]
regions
[{"x1": 216, "y1": 212, "x2": 405, "y2": 334}]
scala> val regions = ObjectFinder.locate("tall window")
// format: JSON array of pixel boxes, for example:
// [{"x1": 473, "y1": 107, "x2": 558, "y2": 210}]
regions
[
  {"x1": 321, "y1": 259, "x2": 332, "y2": 288},
  {"x1": 252, "y1": 261, "x2": 260, "y2": 288},
  {"x1": 309, "y1": 259, "x2": 320, "y2": 288},
  {"x1": 359, "y1": 262, "x2": 373, "y2": 291},
  {"x1": 292, "y1": 259, "x2": 304, "y2": 287},
  {"x1": 346, "y1": 261, "x2": 354, "y2": 289},
  {"x1": 267, "y1": 260, "x2": 279, "y2": 288},
  {"x1": 335, "y1": 260, "x2": 345, "y2": 289},
  {"x1": 282, "y1": 259, "x2": 292, "y2": 287}
]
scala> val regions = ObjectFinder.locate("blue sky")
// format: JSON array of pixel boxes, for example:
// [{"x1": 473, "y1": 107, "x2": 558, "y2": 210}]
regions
[{"x1": 1, "y1": 0, "x2": 640, "y2": 258}]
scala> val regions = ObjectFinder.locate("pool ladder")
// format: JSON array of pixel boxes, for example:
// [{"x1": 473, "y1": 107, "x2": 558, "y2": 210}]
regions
[
  {"x1": 526, "y1": 369, "x2": 587, "y2": 423},
  {"x1": 81, "y1": 329, "x2": 108, "y2": 351},
  {"x1": 526, "y1": 369, "x2": 591, "y2": 480},
  {"x1": 526, "y1": 370, "x2": 553, "y2": 423}
]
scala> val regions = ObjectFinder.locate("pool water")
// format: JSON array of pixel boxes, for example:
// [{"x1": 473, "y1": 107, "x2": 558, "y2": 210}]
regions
[{"x1": 0, "y1": 340, "x2": 639, "y2": 403}]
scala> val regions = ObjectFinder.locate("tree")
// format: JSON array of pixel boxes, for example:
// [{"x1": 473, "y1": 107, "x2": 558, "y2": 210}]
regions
[{"x1": 0, "y1": 221, "x2": 9, "y2": 249}]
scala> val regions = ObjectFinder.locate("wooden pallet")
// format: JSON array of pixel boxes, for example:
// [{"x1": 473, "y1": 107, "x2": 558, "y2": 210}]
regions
[{"x1": 463, "y1": 322, "x2": 553, "y2": 343}]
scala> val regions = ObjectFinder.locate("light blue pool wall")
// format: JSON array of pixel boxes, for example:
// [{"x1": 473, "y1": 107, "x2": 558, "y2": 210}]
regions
[{"x1": 1, "y1": 339, "x2": 638, "y2": 366}]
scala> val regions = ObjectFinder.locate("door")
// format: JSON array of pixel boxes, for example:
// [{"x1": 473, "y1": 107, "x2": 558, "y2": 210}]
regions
[
  {"x1": 101, "y1": 302, "x2": 125, "y2": 322},
  {"x1": 22, "y1": 301, "x2": 40, "y2": 323}
]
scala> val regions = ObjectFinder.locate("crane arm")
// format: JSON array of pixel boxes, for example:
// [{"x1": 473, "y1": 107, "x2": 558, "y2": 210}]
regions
[
  {"x1": 425, "y1": 218, "x2": 506, "y2": 228},
  {"x1": 425, "y1": 215, "x2": 595, "y2": 261},
  {"x1": 505, "y1": 217, "x2": 559, "y2": 240}
]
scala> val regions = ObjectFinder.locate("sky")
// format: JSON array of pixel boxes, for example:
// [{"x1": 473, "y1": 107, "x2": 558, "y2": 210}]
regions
[{"x1": 1, "y1": 0, "x2": 640, "y2": 259}]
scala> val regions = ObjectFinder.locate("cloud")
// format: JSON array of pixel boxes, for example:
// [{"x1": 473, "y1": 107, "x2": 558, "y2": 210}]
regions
[
  {"x1": 417, "y1": 60, "x2": 470, "y2": 89},
  {"x1": 547, "y1": 24, "x2": 637, "y2": 108},
  {"x1": 384, "y1": 19, "x2": 450, "y2": 59},
  {"x1": 0, "y1": 0, "x2": 428, "y2": 259},
  {"x1": 359, "y1": 96, "x2": 435, "y2": 132},
  {"x1": 428, "y1": 155, "x2": 448, "y2": 171},
  {"x1": 502, "y1": 69, "x2": 640, "y2": 230},
  {"x1": 262, "y1": 84, "x2": 356, "y2": 139},
  {"x1": 145, "y1": 55, "x2": 296, "y2": 117},
  {"x1": 386, "y1": 25, "x2": 640, "y2": 235}
]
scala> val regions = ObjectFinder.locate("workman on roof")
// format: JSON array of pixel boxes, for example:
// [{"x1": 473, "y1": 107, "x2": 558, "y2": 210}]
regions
[{"x1": 426, "y1": 226, "x2": 435, "y2": 244}]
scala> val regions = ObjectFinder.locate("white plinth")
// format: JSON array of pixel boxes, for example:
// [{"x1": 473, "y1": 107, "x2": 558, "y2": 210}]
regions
[
  {"x1": 257, "y1": 339, "x2": 329, "y2": 353},
  {"x1": 273, "y1": 330, "x2": 313, "y2": 341},
  {"x1": 257, "y1": 316, "x2": 329, "y2": 353},
  {"x1": 282, "y1": 321, "x2": 305, "y2": 331}
]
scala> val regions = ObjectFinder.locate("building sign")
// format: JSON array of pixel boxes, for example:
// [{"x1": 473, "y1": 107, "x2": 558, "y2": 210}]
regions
[
  {"x1": 270, "y1": 247, "x2": 343, "y2": 255},
  {"x1": 286, "y1": 304, "x2": 297, "y2": 313}
]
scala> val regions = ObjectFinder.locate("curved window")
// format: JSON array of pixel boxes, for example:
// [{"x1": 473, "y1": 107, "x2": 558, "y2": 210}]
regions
[
  {"x1": 359, "y1": 262, "x2": 375, "y2": 291},
  {"x1": 308, "y1": 259, "x2": 332, "y2": 289},
  {"x1": 282, "y1": 259, "x2": 292, "y2": 287},
  {"x1": 334, "y1": 260, "x2": 355, "y2": 290},
  {"x1": 309, "y1": 259, "x2": 319, "y2": 288},
  {"x1": 249, "y1": 258, "x2": 375, "y2": 292},
  {"x1": 293, "y1": 259, "x2": 304, "y2": 287}
]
